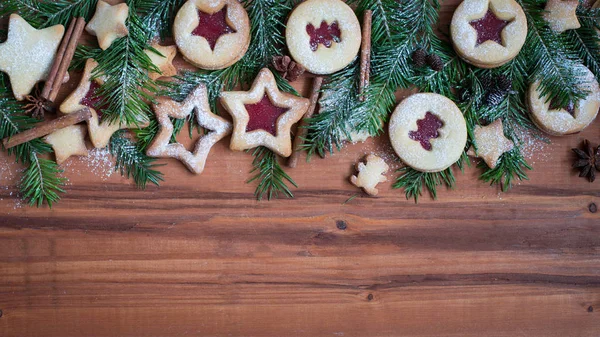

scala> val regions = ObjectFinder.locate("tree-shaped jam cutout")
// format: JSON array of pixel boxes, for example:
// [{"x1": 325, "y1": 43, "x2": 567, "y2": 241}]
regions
[
  {"x1": 80, "y1": 81, "x2": 109, "y2": 120},
  {"x1": 306, "y1": 21, "x2": 342, "y2": 52},
  {"x1": 192, "y1": 6, "x2": 236, "y2": 51},
  {"x1": 549, "y1": 99, "x2": 576, "y2": 117},
  {"x1": 409, "y1": 112, "x2": 444, "y2": 151},
  {"x1": 244, "y1": 94, "x2": 289, "y2": 136},
  {"x1": 469, "y1": 10, "x2": 512, "y2": 46}
]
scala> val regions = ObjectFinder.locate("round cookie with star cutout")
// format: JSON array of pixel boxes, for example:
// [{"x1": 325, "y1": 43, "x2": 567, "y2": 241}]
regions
[
  {"x1": 174, "y1": 0, "x2": 250, "y2": 70},
  {"x1": 528, "y1": 65, "x2": 600, "y2": 136},
  {"x1": 451, "y1": 0, "x2": 527, "y2": 68},
  {"x1": 389, "y1": 93, "x2": 467, "y2": 173},
  {"x1": 285, "y1": 0, "x2": 362, "y2": 75}
]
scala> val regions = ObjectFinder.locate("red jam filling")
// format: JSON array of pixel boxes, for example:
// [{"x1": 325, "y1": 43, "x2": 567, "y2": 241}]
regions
[
  {"x1": 192, "y1": 6, "x2": 236, "y2": 51},
  {"x1": 549, "y1": 99, "x2": 576, "y2": 117},
  {"x1": 469, "y1": 10, "x2": 511, "y2": 46},
  {"x1": 408, "y1": 112, "x2": 444, "y2": 151},
  {"x1": 80, "y1": 81, "x2": 108, "y2": 120},
  {"x1": 306, "y1": 21, "x2": 342, "y2": 52},
  {"x1": 244, "y1": 94, "x2": 289, "y2": 136}
]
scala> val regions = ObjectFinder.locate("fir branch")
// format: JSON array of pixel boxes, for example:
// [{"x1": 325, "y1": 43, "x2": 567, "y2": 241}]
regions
[
  {"x1": 109, "y1": 131, "x2": 164, "y2": 189},
  {"x1": 19, "y1": 153, "x2": 66, "y2": 207},
  {"x1": 479, "y1": 147, "x2": 531, "y2": 192},
  {"x1": 248, "y1": 146, "x2": 297, "y2": 200},
  {"x1": 1, "y1": 0, "x2": 97, "y2": 28},
  {"x1": 392, "y1": 166, "x2": 456, "y2": 203},
  {"x1": 132, "y1": 0, "x2": 185, "y2": 39},
  {"x1": 566, "y1": 6, "x2": 600, "y2": 78}
]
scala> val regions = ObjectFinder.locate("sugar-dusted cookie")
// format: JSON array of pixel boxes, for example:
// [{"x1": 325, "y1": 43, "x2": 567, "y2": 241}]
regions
[
  {"x1": 528, "y1": 66, "x2": 600, "y2": 136},
  {"x1": 0, "y1": 14, "x2": 64, "y2": 101},
  {"x1": 147, "y1": 84, "x2": 232, "y2": 175},
  {"x1": 350, "y1": 154, "x2": 389, "y2": 196},
  {"x1": 451, "y1": 0, "x2": 527, "y2": 68},
  {"x1": 286, "y1": 0, "x2": 362, "y2": 75},
  {"x1": 86, "y1": 0, "x2": 129, "y2": 50},
  {"x1": 543, "y1": 0, "x2": 580, "y2": 33},
  {"x1": 145, "y1": 44, "x2": 178, "y2": 80},
  {"x1": 60, "y1": 59, "x2": 147, "y2": 148},
  {"x1": 174, "y1": 0, "x2": 250, "y2": 70},
  {"x1": 44, "y1": 125, "x2": 89, "y2": 165},
  {"x1": 220, "y1": 68, "x2": 310, "y2": 157},
  {"x1": 389, "y1": 93, "x2": 467, "y2": 173},
  {"x1": 467, "y1": 119, "x2": 514, "y2": 169}
]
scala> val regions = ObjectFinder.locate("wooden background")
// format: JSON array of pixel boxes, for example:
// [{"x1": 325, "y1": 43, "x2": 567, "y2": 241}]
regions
[{"x1": 1, "y1": 0, "x2": 599, "y2": 336}]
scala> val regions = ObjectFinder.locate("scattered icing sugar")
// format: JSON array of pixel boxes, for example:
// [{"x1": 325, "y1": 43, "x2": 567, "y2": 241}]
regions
[{"x1": 63, "y1": 148, "x2": 115, "y2": 181}]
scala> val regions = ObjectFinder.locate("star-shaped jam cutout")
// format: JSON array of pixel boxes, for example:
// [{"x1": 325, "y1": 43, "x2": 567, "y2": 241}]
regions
[
  {"x1": 220, "y1": 68, "x2": 310, "y2": 157},
  {"x1": 306, "y1": 21, "x2": 342, "y2": 52},
  {"x1": 409, "y1": 112, "x2": 444, "y2": 151},
  {"x1": 467, "y1": 119, "x2": 514, "y2": 169},
  {"x1": 469, "y1": 9, "x2": 512, "y2": 46},
  {"x1": 146, "y1": 84, "x2": 232, "y2": 175},
  {"x1": 192, "y1": 6, "x2": 236, "y2": 51},
  {"x1": 549, "y1": 98, "x2": 576, "y2": 118}
]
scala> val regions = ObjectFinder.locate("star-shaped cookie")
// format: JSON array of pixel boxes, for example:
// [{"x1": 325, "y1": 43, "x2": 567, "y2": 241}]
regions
[
  {"x1": 220, "y1": 68, "x2": 310, "y2": 157},
  {"x1": 86, "y1": 0, "x2": 129, "y2": 50},
  {"x1": 146, "y1": 84, "x2": 232, "y2": 174},
  {"x1": 44, "y1": 125, "x2": 89, "y2": 165},
  {"x1": 145, "y1": 44, "x2": 178, "y2": 80},
  {"x1": 0, "y1": 14, "x2": 64, "y2": 100},
  {"x1": 543, "y1": 0, "x2": 580, "y2": 33},
  {"x1": 467, "y1": 119, "x2": 514, "y2": 169},
  {"x1": 60, "y1": 59, "x2": 147, "y2": 149}
]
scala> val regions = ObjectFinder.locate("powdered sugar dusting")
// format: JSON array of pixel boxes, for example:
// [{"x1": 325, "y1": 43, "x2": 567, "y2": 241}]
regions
[{"x1": 63, "y1": 148, "x2": 115, "y2": 181}]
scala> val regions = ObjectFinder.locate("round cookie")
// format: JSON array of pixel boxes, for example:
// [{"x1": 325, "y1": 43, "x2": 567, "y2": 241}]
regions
[
  {"x1": 451, "y1": 0, "x2": 527, "y2": 68},
  {"x1": 528, "y1": 66, "x2": 600, "y2": 136},
  {"x1": 285, "y1": 0, "x2": 361, "y2": 75},
  {"x1": 389, "y1": 93, "x2": 467, "y2": 173},
  {"x1": 174, "y1": 0, "x2": 250, "y2": 70}
]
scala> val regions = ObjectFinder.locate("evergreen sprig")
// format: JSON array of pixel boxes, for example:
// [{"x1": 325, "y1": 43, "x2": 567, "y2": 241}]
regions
[
  {"x1": 19, "y1": 153, "x2": 66, "y2": 207},
  {"x1": 566, "y1": 5, "x2": 600, "y2": 78},
  {"x1": 1, "y1": 0, "x2": 98, "y2": 28},
  {"x1": 248, "y1": 147, "x2": 297, "y2": 200},
  {"x1": 109, "y1": 131, "x2": 164, "y2": 189},
  {"x1": 132, "y1": 0, "x2": 185, "y2": 39},
  {"x1": 479, "y1": 147, "x2": 532, "y2": 192},
  {"x1": 392, "y1": 166, "x2": 456, "y2": 203}
]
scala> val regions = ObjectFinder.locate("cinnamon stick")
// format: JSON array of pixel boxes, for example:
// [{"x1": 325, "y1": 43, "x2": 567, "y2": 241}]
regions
[
  {"x1": 359, "y1": 10, "x2": 372, "y2": 102},
  {"x1": 287, "y1": 76, "x2": 324, "y2": 168},
  {"x1": 2, "y1": 108, "x2": 92, "y2": 149},
  {"x1": 41, "y1": 18, "x2": 76, "y2": 100}
]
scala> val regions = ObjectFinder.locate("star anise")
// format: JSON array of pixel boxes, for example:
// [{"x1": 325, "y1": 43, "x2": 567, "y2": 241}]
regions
[
  {"x1": 272, "y1": 55, "x2": 305, "y2": 82},
  {"x1": 23, "y1": 85, "x2": 54, "y2": 119},
  {"x1": 572, "y1": 139, "x2": 600, "y2": 182}
]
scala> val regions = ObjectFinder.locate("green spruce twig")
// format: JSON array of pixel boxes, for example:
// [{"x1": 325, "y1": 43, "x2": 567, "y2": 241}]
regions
[
  {"x1": 109, "y1": 131, "x2": 164, "y2": 189},
  {"x1": 248, "y1": 147, "x2": 297, "y2": 200},
  {"x1": 392, "y1": 166, "x2": 456, "y2": 203},
  {"x1": 19, "y1": 153, "x2": 66, "y2": 207},
  {"x1": 1, "y1": 0, "x2": 98, "y2": 28}
]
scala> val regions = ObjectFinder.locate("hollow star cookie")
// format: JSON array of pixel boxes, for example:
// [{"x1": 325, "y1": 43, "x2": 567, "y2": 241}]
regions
[
  {"x1": 286, "y1": 0, "x2": 362, "y2": 74},
  {"x1": 86, "y1": 0, "x2": 129, "y2": 50},
  {"x1": 220, "y1": 68, "x2": 310, "y2": 157},
  {"x1": 0, "y1": 14, "x2": 64, "y2": 100},
  {"x1": 146, "y1": 84, "x2": 232, "y2": 175},
  {"x1": 350, "y1": 154, "x2": 389, "y2": 196},
  {"x1": 44, "y1": 125, "x2": 89, "y2": 165},
  {"x1": 451, "y1": 0, "x2": 527, "y2": 68},
  {"x1": 389, "y1": 93, "x2": 467, "y2": 173},
  {"x1": 144, "y1": 44, "x2": 178, "y2": 80},
  {"x1": 467, "y1": 119, "x2": 514, "y2": 169},
  {"x1": 544, "y1": 0, "x2": 580, "y2": 33},
  {"x1": 174, "y1": 0, "x2": 250, "y2": 70},
  {"x1": 60, "y1": 59, "x2": 147, "y2": 148}
]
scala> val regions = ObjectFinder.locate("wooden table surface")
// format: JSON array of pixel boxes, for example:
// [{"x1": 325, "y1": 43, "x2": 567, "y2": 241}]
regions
[{"x1": 1, "y1": 1, "x2": 599, "y2": 336}]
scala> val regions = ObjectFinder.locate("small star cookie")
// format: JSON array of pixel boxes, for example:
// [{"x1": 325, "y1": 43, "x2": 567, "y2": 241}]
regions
[
  {"x1": 220, "y1": 68, "x2": 310, "y2": 157},
  {"x1": 145, "y1": 44, "x2": 178, "y2": 80},
  {"x1": 467, "y1": 119, "x2": 514, "y2": 169},
  {"x1": 147, "y1": 84, "x2": 232, "y2": 174},
  {"x1": 86, "y1": 0, "x2": 129, "y2": 50},
  {"x1": 350, "y1": 155, "x2": 389, "y2": 196},
  {"x1": 543, "y1": 0, "x2": 580, "y2": 33},
  {"x1": 0, "y1": 14, "x2": 64, "y2": 100},
  {"x1": 44, "y1": 125, "x2": 89, "y2": 165}
]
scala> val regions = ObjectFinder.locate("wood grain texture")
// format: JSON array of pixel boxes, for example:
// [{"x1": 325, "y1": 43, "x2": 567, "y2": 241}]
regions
[{"x1": 0, "y1": 0, "x2": 599, "y2": 336}]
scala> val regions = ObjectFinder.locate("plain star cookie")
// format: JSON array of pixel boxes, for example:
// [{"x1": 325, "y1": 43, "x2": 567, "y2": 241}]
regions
[
  {"x1": 389, "y1": 93, "x2": 467, "y2": 173},
  {"x1": 220, "y1": 68, "x2": 310, "y2": 157},
  {"x1": 145, "y1": 44, "x2": 178, "y2": 80},
  {"x1": 86, "y1": 0, "x2": 129, "y2": 50},
  {"x1": 60, "y1": 59, "x2": 147, "y2": 148},
  {"x1": 543, "y1": 0, "x2": 580, "y2": 33},
  {"x1": 451, "y1": 0, "x2": 527, "y2": 68},
  {"x1": 528, "y1": 65, "x2": 600, "y2": 136},
  {"x1": 147, "y1": 84, "x2": 232, "y2": 174},
  {"x1": 174, "y1": 0, "x2": 250, "y2": 70},
  {"x1": 286, "y1": 0, "x2": 362, "y2": 75},
  {"x1": 0, "y1": 14, "x2": 64, "y2": 101},
  {"x1": 467, "y1": 119, "x2": 514, "y2": 169},
  {"x1": 350, "y1": 154, "x2": 389, "y2": 196},
  {"x1": 44, "y1": 125, "x2": 89, "y2": 165}
]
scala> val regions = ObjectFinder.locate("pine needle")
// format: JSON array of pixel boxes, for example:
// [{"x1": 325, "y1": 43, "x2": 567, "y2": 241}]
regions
[
  {"x1": 109, "y1": 131, "x2": 164, "y2": 189},
  {"x1": 19, "y1": 153, "x2": 66, "y2": 208},
  {"x1": 248, "y1": 147, "x2": 297, "y2": 200},
  {"x1": 392, "y1": 166, "x2": 456, "y2": 203},
  {"x1": 1, "y1": 0, "x2": 98, "y2": 28}
]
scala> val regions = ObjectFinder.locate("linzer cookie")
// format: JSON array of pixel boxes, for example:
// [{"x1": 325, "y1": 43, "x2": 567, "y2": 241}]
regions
[
  {"x1": 86, "y1": 0, "x2": 129, "y2": 50},
  {"x1": 450, "y1": 0, "x2": 527, "y2": 68},
  {"x1": 389, "y1": 93, "x2": 467, "y2": 173},
  {"x1": 286, "y1": 0, "x2": 362, "y2": 75},
  {"x1": 174, "y1": 0, "x2": 250, "y2": 70},
  {"x1": 528, "y1": 66, "x2": 600, "y2": 136}
]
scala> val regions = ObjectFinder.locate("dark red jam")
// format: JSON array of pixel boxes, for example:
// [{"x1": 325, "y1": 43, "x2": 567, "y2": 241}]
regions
[
  {"x1": 469, "y1": 10, "x2": 510, "y2": 46},
  {"x1": 244, "y1": 94, "x2": 289, "y2": 136},
  {"x1": 408, "y1": 112, "x2": 444, "y2": 151},
  {"x1": 306, "y1": 21, "x2": 342, "y2": 52},
  {"x1": 192, "y1": 6, "x2": 236, "y2": 51}
]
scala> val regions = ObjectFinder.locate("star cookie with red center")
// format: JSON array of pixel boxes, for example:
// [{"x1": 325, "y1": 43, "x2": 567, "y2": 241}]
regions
[
  {"x1": 86, "y1": 0, "x2": 129, "y2": 50},
  {"x1": 146, "y1": 84, "x2": 232, "y2": 174},
  {"x1": 174, "y1": 0, "x2": 250, "y2": 70},
  {"x1": 467, "y1": 119, "x2": 514, "y2": 169},
  {"x1": 220, "y1": 68, "x2": 310, "y2": 157}
]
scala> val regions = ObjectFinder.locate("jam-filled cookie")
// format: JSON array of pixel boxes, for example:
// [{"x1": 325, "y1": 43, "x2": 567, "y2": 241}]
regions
[
  {"x1": 451, "y1": 0, "x2": 527, "y2": 68},
  {"x1": 174, "y1": 0, "x2": 250, "y2": 70},
  {"x1": 389, "y1": 93, "x2": 467, "y2": 173},
  {"x1": 528, "y1": 66, "x2": 600, "y2": 136},
  {"x1": 285, "y1": 0, "x2": 361, "y2": 75}
]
